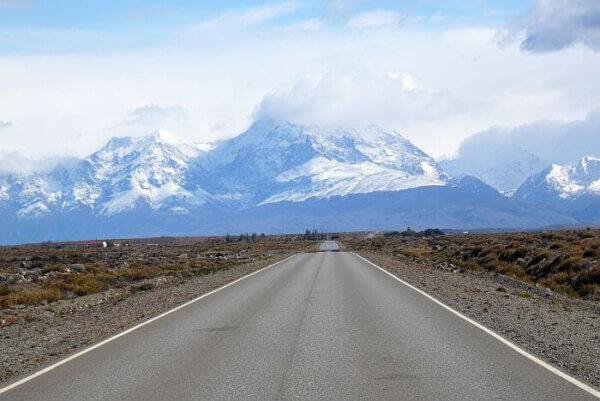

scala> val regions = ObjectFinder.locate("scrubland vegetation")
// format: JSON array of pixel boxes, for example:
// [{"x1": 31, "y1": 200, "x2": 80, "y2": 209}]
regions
[
  {"x1": 345, "y1": 229, "x2": 600, "y2": 300},
  {"x1": 0, "y1": 236, "x2": 312, "y2": 311}
]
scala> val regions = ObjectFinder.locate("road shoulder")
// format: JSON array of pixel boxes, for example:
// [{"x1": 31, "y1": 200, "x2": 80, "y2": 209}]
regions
[
  {"x1": 0, "y1": 251, "x2": 300, "y2": 385},
  {"x1": 353, "y1": 250, "x2": 600, "y2": 390}
]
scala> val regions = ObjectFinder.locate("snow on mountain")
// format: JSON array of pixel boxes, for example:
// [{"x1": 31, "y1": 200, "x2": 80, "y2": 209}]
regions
[
  {"x1": 514, "y1": 156, "x2": 600, "y2": 220},
  {"x1": 0, "y1": 120, "x2": 582, "y2": 243},
  {"x1": 87, "y1": 130, "x2": 211, "y2": 215},
  {"x1": 441, "y1": 112, "x2": 600, "y2": 191},
  {"x1": 205, "y1": 120, "x2": 449, "y2": 205},
  {"x1": 0, "y1": 122, "x2": 447, "y2": 219},
  {"x1": 0, "y1": 130, "x2": 212, "y2": 218},
  {"x1": 0, "y1": 120, "x2": 580, "y2": 243}
]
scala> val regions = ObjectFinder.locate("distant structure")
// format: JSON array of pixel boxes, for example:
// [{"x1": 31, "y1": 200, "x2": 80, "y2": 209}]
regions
[{"x1": 76, "y1": 240, "x2": 107, "y2": 248}]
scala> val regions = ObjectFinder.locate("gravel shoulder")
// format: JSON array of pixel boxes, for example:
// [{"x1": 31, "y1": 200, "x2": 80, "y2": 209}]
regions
[
  {"x1": 0, "y1": 250, "x2": 301, "y2": 384},
  {"x1": 355, "y1": 250, "x2": 600, "y2": 388}
]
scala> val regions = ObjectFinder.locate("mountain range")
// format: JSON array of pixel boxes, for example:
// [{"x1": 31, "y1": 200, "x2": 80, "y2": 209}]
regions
[
  {"x1": 0, "y1": 120, "x2": 597, "y2": 244},
  {"x1": 514, "y1": 156, "x2": 600, "y2": 223},
  {"x1": 441, "y1": 112, "x2": 600, "y2": 191}
]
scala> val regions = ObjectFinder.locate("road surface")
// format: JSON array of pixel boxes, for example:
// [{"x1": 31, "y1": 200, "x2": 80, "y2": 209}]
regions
[
  {"x1": 319, "y1": 240, "x2": 339, "y2": 251},
  {"x1": 1, "y1": 251, "x2": 598, "y2": 400}
]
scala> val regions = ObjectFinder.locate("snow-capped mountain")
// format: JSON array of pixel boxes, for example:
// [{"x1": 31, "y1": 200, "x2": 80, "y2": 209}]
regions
[
  {"x1": 204, "y1": 120, "x2": 449, "y2": 205},
  {"x1": 0, "y1": 122, "x2": 448, "y2": 220},
  {"x1": 0, "y1": 120, "x2": 578, "y2": 243},
  {"x1": 441, "y1": 112, "x2": 600, "y2": 192},
  {"x1": 0, "y1": 131, "x2": 212, "y2": 219},
  {"x1": 514, "y1": 157, "x2": 600, "y2": 221},
  {"x1": 86, "y1": 130, "x2": 212, "y2": 215}
]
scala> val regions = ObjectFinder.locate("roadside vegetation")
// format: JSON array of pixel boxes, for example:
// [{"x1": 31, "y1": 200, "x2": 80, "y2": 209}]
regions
[
  {"x1": 344, "y1": 229, "x2": 600, "y2": 300},
  {"x1": 0, "y1": 236, "x2": 313, "y2": 311}
]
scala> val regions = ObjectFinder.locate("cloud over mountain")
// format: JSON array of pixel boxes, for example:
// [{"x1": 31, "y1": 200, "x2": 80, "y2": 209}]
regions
[
  {"x1": 442, "y1": 111, "x2": 600, "y2": 190},
  {"x1": 255, "y1": 70, "x2": 467, "y2": 129},
  {"x1": 517, "y1": 0, "x2": 600, "y2": 52}
]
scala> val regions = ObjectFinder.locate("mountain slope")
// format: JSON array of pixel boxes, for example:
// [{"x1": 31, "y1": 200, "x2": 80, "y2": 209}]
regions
[
  {"x1": 441, "y1": 113, "x2": 600, "y2": 191},
  {"x1": 514, "y1": 156, "x2": 600, "y2": 222},
  {"x1": 216, "y1": 176, "x2": 574, "y2": 234},
  {"x1": 0, "y1": 131, "x2": 213, "y2": 219},
  {"x1": 204, "y1": 120, "x2": 449, "y2": 205},
  {"x1": 0, "y1": 121, "x2": 580, "y2": 244}
]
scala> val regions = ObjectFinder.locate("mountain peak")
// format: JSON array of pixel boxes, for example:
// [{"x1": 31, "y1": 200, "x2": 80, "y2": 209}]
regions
[
  {"x1": 148, "y1": 130, "x2": 185, "y2": 146},
  {"x1": 515, "y1": 155, "x2": 600, "y2": 206}
]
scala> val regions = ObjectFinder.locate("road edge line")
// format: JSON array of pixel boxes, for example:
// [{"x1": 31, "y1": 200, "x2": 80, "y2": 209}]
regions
[
  {"x1": 351, "y1": 252, "x2": 600, "y2": 399},
  {"x1": 0, "y1": 253, "x2": 299, "y2": 395}
]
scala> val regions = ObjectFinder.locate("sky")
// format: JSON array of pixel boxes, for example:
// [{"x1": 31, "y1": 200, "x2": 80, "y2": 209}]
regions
[{"x1": 1, "y1": 0, "x2": 600, "y2": 170}]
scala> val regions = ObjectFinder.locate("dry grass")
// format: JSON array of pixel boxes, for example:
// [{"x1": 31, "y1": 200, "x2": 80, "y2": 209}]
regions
[
  {"x1": 0, "y1": 237, "x2": 313, "y2": 309},
  {"x1": 344, "y1": 229, "x2": 600, "y2": 299},
  {"x1": 1, "y1": 288, "x2": 61, "y2": 308}
]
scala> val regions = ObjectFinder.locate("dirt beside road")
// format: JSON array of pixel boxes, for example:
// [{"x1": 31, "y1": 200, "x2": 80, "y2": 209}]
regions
[
  {"x1": 354, "y1": 250, "x2": 600, "y2": 388},
  {"x1": 0, "y1": 242, "x2": 310, "y2": 384}
]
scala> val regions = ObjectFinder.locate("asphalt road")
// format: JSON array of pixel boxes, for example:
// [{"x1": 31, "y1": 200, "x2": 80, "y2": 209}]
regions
[
  {"x1": 1, "y1": 251, "x2": 598, "y2": 400},
  {"x1": 319, "y1": 240, "x2": 339, "y2": 251}
]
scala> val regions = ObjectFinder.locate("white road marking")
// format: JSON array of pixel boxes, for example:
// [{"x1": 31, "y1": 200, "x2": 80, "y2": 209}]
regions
[
  {"x1": 352, "y1": 252, "x2": 600, "y2": 399},
  {"x1": 0, "y1": 253, "x2": 299, "y2": 395}
]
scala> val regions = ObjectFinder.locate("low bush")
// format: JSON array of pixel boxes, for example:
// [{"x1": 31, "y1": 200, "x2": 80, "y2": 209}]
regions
[
  {"x1": 499, "y1": 247, "x2": 528, "y2": 262},
  {"x1": 1, "y1": 287, "x2": 62, "y2": 308},
  {"x1": 130, "y1": 283, "x2": 155, "y2": 293},
  {"x1": 75, "y1": 278, "x2": 104, "y2": 296}
]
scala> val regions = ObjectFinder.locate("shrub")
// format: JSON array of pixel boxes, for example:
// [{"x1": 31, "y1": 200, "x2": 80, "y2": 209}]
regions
[
  {"x1": 130, "y1": 283, "x2": 155, "y2": 293},
  {"x1": 499, "y1": 247, "x2": 528, "y2": 262},
  {"x1": 552, "y1": 271, "x2": 572, "y2": 284},
  {"x1": 580, "y1": 284, "x2": 599, "y2": 297},
  {"x1": 120, "y1": 266, "x2": 162, "y2": 280},
  {"x1": 557, "y1": 256, "x2": 585, "y2": 272},
  {"x1": 574, "y1": 265, "x2": 600, "y2": 287},
  {"x1": 479, "y1": 252, "x2": 499, "y2": 267},
  {"x1": 420, "y1": 228, "x2": 444, "y2": 237},
  {"x1": 578, "y1": 230, "x2": 596, "y2": 239},
  {"x1": 401, "y1": 228, "x2": 417, "y2": 237},
  {"x1": 543, "y1": 232, "x2": 568, "y2": 241},
  {"x1": 397, "y1": 247, "x2": 429, "y2": 257},
  {"x1": 488, "y1": 261, "x2": 528, "y2": 279},
  {"x1": 1, "y1": 287, "x2": 62, "y2": 307},
  {"x1": 527, "y1": 252, "x2": 549, "y2": 267},
  {"x1": 75, "y1": 278, "x2": 104, "y2": 296},
  {"x1": 0, "y1": 285, "x2": 12, "y2": 296},
  {"x1": 461, "y1": 260, "x2": 485, "y2": 272},
  {"x1": 583, "y1": 248, "x2": 597, "y2": 258}
]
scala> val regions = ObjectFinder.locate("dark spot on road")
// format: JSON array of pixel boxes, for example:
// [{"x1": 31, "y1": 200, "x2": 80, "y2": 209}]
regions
[{"x1": 197, "y1": 325, "x2": 238, "y2": 332}]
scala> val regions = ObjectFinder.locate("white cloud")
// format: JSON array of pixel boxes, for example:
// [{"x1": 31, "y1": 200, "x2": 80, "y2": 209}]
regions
[
  {"x1": 347, "y1": 10, "x2": 406, "y2": 29},
  {"x1": 112, "y1": 104, "x2": 190, "y2": 138},
  {"x1": 190, "y1": 1, "x2": 301, "y2": 32},
  {"x1": 443, "y1": 110, "x2": 600, "y2": 189},
  {"x1": 1, "y1": 9, "x2": 600, "y2": 171},
  {"x1": 0, "y1": 151, "x2": 78, "y2": 175},
  {"x1": 0, "y1": 120, "x2": 11, "y2": 129},
  {"x1": 122, "y1": 104, "x2": 188, "y2": 127},
  {"x1": 255, "y1": 70, "x2": 468, "y2": 128},
  {"x1": 508, "y1": 0, "x2": 600, "y2": 52},
  {"x1": 281, "y1": 18, "x2": 323, "y2": 32}
]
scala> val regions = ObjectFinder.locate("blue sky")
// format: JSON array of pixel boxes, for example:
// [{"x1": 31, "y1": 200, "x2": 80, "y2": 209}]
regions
[
  {"x1": 0, "y1": 0, "x2": 528, "y2": 53},
  {"x1": 0, "y1": 0, "x2": 599, "y2": 168}
]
